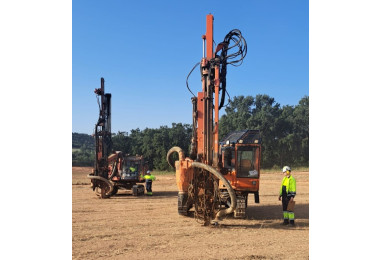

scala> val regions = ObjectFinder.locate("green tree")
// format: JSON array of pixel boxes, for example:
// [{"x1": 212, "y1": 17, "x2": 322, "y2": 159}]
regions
[
  {"x1": 72, "y1": 133, "x2": 95, "y2": 166},
  {"x1": 73, "y1": 94, "x2": 308, "y2": 169},
  {"x1": 219, "y1": 94, "x2": 309, "y2": 168},
  {"x1": 292, "y1": 96, "x2": 309, "y2": 166},
  {"x1": 112, "y1": 131, "x2": 130, "y2": 153}
]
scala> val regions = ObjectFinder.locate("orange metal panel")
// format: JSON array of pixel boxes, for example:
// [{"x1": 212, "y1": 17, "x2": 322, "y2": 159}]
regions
[
  {"x1": 175, "y1": 160, "x2": 194, "y2": 192},
  {"x1": 219, "y1": 170, "x2": 259, "y2": 192},
  {"x1": 220, "y1": 173, "x2": 237, "y2": 190},
  {"x1": 206, "y1": 14, "x2": 213, "y2": 59},
  {"x1": 236, "y1": 178, "x2": 259, "y2": 192}
]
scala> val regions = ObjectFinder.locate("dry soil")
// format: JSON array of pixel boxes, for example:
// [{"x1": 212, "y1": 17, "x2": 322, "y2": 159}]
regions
[{"x1": 72, "y1": 167, "x2": 309, "y2": 259}]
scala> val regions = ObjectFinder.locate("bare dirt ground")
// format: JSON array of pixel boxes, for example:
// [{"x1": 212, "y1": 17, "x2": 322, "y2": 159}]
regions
[{"x1": 72, "y1": 167, "x2": 309, "y2": 260}]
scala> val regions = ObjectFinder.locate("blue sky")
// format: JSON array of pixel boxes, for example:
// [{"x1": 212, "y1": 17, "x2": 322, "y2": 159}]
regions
[{"x1": 73, "y1": 0, "x2": 309, "y2": 134}]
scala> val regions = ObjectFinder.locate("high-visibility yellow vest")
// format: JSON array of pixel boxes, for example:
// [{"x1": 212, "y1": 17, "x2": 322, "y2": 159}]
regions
[
  {"x1": 144, "y1": 175, "x2": 156, "y2": 181},
  {"x1": 279, "y1": 175, "x2": 296, "y2": 197}
]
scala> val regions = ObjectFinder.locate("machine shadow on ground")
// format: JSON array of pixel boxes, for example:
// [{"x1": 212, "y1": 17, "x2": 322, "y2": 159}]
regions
[
  {"x1": 247, "y1": 203, "x2": 309, "y2": 220},
  {"x1": 216, "y1": 221, "x2": 309, "y2": 230},
  {"x1": 172, "y1": 202, "x2": 309, "y2": 230},
  {"x1": 213, "y1": 203, "x2": 309, "y2": 230}
]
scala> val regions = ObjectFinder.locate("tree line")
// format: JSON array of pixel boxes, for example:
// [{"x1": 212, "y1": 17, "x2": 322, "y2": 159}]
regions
[
  {"x1": 72, "y1": 94, "x2": 308, "y2": 170},
  {"x1": 112, "y1": 123, "x2": 192, "y2": 171},
  {"x1": 219, "y1": 94, "x2": 308, "y2": 168},
  {"x1": 72, "y1": 132, "x2": 95, "y2": 166}
]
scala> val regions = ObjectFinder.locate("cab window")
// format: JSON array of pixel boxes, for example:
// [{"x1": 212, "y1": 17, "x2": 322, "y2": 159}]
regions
[
  {"x1": 222, "y1": 147, "x2": 235, "y2": 168},
  {"x1": 237, "y1": 146, "x2": 259, "y2": 178}
]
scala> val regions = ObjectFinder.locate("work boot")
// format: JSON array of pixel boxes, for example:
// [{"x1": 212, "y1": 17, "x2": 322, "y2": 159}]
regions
[
  {"x1": 283, "y1": 219, "x2": 289, "y2": 225},
  {"x1": 290, "y1": 220, "x2": 295, "y2": 226}
]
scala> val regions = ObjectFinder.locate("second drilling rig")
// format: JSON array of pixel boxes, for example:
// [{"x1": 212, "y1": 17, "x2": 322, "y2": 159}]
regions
[{"x1": 87, "y1": 78, "x2": 148, "y2": 198}]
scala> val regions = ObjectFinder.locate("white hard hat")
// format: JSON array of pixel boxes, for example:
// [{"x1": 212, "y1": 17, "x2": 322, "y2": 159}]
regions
[
  {"x1": 146, "y1": 170, "x2": 151, "y2": 174},
  {"x1": 282, "y1": 166, "x2": 291, "y2": 173}
]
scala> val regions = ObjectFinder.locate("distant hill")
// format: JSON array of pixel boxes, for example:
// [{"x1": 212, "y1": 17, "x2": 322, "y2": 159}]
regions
[
  {"x1": 72, "y1": 133, "x2": 95, "y2": 166},
  {"x1": 72, "y1": 132, "x2": 95, "y2": 150}
]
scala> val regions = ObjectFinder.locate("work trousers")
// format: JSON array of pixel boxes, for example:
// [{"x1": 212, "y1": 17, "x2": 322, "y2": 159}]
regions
[
  {"x1": 146, "y1": 181, "x2": 152, "y2": 193},
  {"x1": 282, "y1": 196, "x2": 295, "y2": 220},
  {"x1": 282, "y1": 186, "x2": 295, "y2": 220}
]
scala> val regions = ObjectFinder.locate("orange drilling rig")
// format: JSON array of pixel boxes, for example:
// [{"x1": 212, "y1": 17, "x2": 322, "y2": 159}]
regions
[
  {"x1": 167, "y1": 14, "x2": 261, "y2": 225},
  {"x1": 87, "y1": 78, "x2": 148, "y2": 198}
]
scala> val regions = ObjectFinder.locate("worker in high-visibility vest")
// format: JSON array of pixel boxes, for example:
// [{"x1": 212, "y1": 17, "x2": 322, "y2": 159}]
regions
[
  {"x1": 278, "y1": 166, "x2": 296, "y2": 226},
  {"x1": 143, "y1": 170, "x2": 156, "y2": 196}
]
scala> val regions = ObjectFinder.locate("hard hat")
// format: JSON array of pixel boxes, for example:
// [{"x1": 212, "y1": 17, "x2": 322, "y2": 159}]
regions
[
  {"x1": 282, "y1": 166, "x2": 291, "y2": 173},
  {"x1": 146, "y1": 170, "x2": 151, "y2": 174}
]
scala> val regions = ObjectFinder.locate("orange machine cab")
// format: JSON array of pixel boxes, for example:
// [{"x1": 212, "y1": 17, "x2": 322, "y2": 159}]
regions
[{"x1": 219, "y1": 130, "x2": 261, "y2": 203}]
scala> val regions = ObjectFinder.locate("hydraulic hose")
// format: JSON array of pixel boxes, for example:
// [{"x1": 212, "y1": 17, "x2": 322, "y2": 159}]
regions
[
  {"x1": 87, "y1": 174, "x2": 114, "y2": 196},
  {"x1": 190, "y1": 162, "x2": 237, "y2": 222},
  {"x1": 108, "y1": 152, "x2": 122, "y2": 180},
  {"x1": 108, "y1": 161, "x2": 118, "y2": 179},
  {"x1": 166, "y1": 146, "x2": 185, "y2": 168}
]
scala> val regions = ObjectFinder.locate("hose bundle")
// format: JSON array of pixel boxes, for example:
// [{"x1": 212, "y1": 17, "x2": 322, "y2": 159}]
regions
[
  {"x1": 186, "y1": 29, "x2": 247, "y2": 110},
  {"x1": 217, "y1": 29, "x2": 247, "y2": 109}
]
